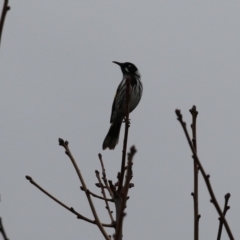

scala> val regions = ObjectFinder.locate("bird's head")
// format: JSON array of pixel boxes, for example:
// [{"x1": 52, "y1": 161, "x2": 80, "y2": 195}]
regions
[{"x1": 112, "y1": 61, "x2": 140, "y2": 78}]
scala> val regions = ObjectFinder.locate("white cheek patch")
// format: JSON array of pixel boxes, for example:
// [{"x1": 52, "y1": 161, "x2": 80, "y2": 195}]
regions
[{"x1": 135, "y1": 70, "x2": 140, "y2": 77}]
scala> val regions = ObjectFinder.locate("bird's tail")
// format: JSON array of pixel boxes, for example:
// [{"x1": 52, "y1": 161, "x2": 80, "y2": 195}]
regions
[{"x1": 102, "y1": 119, "x2": 123, "y2": 150}]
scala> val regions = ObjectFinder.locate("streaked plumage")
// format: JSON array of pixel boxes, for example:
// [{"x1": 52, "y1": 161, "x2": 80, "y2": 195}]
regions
[{"x1": 102, "y1": 61, "x2": 143, "y2": 150}]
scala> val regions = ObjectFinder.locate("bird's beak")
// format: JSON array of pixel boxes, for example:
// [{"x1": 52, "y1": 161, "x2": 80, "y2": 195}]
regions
[{"x1": 112, "y1": 61, "x2": 122, "y2": 66}]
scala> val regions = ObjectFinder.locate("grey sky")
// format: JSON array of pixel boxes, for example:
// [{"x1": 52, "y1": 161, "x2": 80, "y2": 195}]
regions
[{"x1": 1, "y1": 1, "x2": 240, "y2": 239}]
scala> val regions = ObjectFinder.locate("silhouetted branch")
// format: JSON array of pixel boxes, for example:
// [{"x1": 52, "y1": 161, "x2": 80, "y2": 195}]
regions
[
  {"x1": 115, "y1": 146, "x2": 136, "y2": 240},
  {"x1": 98, "y1": 153, "x2": 113, "y2": 198},
  {"x1": 58, "y1": 139, "x2": 111, "y2": 239},
  {"x1": 25, "y1": 175, "x2": 113, "y2": 228},
  {"x1": 189, "y1": 105, "x2": 200, "y2": 240},
  {"x1": 0, "y1": 217, "x2": 9, "y2": 240},
  {"x1": 80, "y1": 186, "x2": 113, "y2": 202},
  {"x1": 95, "y1": 170, "x2": 115, "y2": 223},
  {"x1": 217, "y1": 193, "x2": 231, "y2": 240},
  {"x1": 0, "y1": 0, "x2": 10, "y2": 49},
  {"x1": 175, "y1": 109, "x2": 234, "y2": 240}
]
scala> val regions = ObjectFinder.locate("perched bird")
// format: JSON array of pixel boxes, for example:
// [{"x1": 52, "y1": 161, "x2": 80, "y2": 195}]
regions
[{"x1": 102, "y1": 61, "x2": 143, "y2": 150}]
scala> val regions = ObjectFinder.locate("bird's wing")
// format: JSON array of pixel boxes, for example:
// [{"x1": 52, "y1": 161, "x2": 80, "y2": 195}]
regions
[{"x1": 110, "y1": 79, "x2": 125, "y2": 123}]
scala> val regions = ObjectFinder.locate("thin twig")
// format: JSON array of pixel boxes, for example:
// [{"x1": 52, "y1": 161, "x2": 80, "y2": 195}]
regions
[
  {"x1": 118, "y1": 77, "x2": 131, "y2": 193},
  {"x1": 189, "y1": 105, "x2": 200, "y2": 240},
  {"x1": 80, "y1": 186, "x2": 113, "y2": 202},
  {"x1": 108, "y1": 180, "x2": 118, "y2": 198},
  {"x1": 115, "y1": 146, "x2": 136, "y2": 240},
  {"x1": 58, "y1": 139, "x2": 111, "y2": 240},
  {"x1": 0, "y1": 217, "x2": 9, "y2": 240},
  {"x1": 217, "y1": 193, "x2": 231, "y2": 240},
  {"x1": 96, "y1": 170, "x2": 115, "y2": 223},
  {"x1": 98, "y1": 153, "x2": 114, "y2": 198},
  {"x1": 0, "y1": 0, "x2": 10, "y2": 49},
  {"x1": 175, "y1": 109, "x2": 234, "y2": 240},
  {"x1": 25, "y1": 175, "x2": 113, "y2": 228}
]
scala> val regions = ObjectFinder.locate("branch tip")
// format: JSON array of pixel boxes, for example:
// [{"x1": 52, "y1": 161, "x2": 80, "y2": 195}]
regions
[
  {"x1": 189, "y1": 105, "x2": 198, "y2": 116},
  {"x1": 58, "y1": 138, "x2": 64, "y2": 146},
  {"x1": 225, "y1": 193, "x2": 231, "y2": 199},
  {"x1": 130, "y1": 145, "x2": 136, "y2": 154},
  {"x1": 25, "y1": 175, "x2": 32, "y2": 181},
  {"x1": 175, "y1": 109, "x2": 182, "y2": 119}
]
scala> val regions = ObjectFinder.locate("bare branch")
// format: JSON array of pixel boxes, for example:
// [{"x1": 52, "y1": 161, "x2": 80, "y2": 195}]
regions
[
  {"x1": 0, "y1": 0, "x2": 10, "y2": 49},
  {"x1": 80, "y1": 186, "x2": 113, "y2": 202},
  {"x1": 175, "y1": 109, "x2": 234, "y2": 240},
  {"x1": 217, "y1": 193, "x2": 231, "y2": 240},
  {"x1": 0, "y1": 218, "x2": 9, "y2": 240},
  {"x1": 58, "y1": 139, "x2": 111, "y2": 239},
  {"x1": 25, "y1": 175, "x2": 113, "y2": 228},
  {"x1": 95, "y1": 170, "x2": 115, "y2": 223},
  {"x1": 115, "y1": 146, "x2": 136, "y2": 240},
  {"x1": 189, "y1": 105, "x2": 200, "y2": 240},
  {"x1": 98, "y1": 153, "x2": 114, "y2": 198}
]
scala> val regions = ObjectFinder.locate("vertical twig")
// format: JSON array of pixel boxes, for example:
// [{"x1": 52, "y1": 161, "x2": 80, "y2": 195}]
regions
[
  {"x1": 217, "y1": 193, "x2": 231, "y2": 240},
  {"x1": 115, "y1": 146, "x2": 136, "y2": 240},
  {"x1": 190, "y1": 106, "x2": 200, "y2": 240},
  {"x1": 98, "y1": 154, "x2": 113, "y2": 198},
  {"x1": 0, "y1": 3, "x2": 10, "y2": 235},
  {"x1": 0, "y1": 218, "x2": 9, "y2": 240},
  {"x1": 175, "y1": 109, "x2": 234, "y2": 240},
  {"x1": 0, "y1": 0, "x2": 10, "y2": 49},
  {"x1": 95, "y1": 170, "x2": 115, "y2": 223}
]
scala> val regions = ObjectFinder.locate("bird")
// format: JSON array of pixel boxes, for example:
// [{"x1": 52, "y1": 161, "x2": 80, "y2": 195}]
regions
[{"x1": 102, "y1": 61, "x2": 143, "y2": 150}]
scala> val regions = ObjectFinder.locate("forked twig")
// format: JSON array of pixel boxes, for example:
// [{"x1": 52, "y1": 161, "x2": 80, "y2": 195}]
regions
[
  {"x1": 58, "y1": 139, "x2": 111, "y2": 240},
  {"x1": 95, "y1": 170, "x2": 115, "y2": 223},
  {"x1": 98, "y1": 153, "x2": 113, "y2": 198},
  {"x1": 25, "y1": 175, "x2": 113, "y2": 228},
  {"x1": 217, "y1": 193, "x2": 231, "y2": 240},
  {"x1": 175, "y1": 109, "x2": 234, "y2": 240},
  {"x1": 80, "y1": 186, "x2": 113, "y2": 202}
]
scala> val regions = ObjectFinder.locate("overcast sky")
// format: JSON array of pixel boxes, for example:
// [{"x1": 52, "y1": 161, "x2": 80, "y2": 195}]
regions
[{"x1": 1, "y1": 1, "x2": 240, "y2": 239}]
